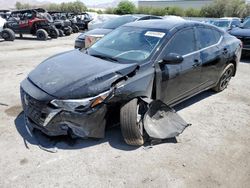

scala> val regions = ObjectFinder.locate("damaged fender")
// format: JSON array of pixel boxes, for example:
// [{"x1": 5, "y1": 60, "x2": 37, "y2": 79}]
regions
[{"x1": 144, "y1": 100, "x2": 189, "y2": 139}]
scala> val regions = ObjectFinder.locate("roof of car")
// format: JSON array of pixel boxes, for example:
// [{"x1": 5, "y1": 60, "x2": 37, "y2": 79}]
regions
[
  {"x1": 123, "y1": 19, "x2": 202, "y2": 30},
  {"x1": 220, "y1": 17, "x2": 241, "y2": 20}
]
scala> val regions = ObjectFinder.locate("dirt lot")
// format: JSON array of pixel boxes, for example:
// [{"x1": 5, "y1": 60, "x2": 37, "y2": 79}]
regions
[{"x1": 0, "y1": 34, "x2": 249, "y2": 188}]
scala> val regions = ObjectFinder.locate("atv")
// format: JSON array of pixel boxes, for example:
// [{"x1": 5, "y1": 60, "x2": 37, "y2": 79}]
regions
[
  {"x1": 48, "y1": 12, "x2": 75, "y2": 36},
  {"x1": 73, "y1": 12, "x2": 93, "y2": 30},
  {"x1": 66, "y1": 12, "x2": 81, "y2": 33},
  {"x1": 0, "y1": 10, "x2": 10, "y2": 20},
  {"x1": 1, "y1": 9, "x2": 59, "y2": 41}
]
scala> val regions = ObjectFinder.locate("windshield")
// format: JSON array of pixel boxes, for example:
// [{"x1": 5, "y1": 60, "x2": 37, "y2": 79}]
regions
[
  {"x1": 102, "y1": 15, "x2": 136, "y2": 29},
  {"x1": 242, "y1": 19, "x2": 250, "y2": 28},
  {"x1": 213, "y1": 20, "x2": 230, "y2": 28},
  {"x1": 88, "y1": 26, "x2": 167, "y2": 63}
]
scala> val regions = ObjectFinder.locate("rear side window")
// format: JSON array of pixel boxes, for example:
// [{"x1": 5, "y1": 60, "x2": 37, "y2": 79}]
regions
[
  {"x1": 165, "y1": 28, "x2": 196, "y2": 56},
  {"x1": 243, "y1": 19, "x2": 250, "y2": 28},
  {"x1": 213, "y1": 30, "x2": 222, "y2": 42},
  {"x1": 196, "y1": 27, "x2": 221, "y2": 49}
]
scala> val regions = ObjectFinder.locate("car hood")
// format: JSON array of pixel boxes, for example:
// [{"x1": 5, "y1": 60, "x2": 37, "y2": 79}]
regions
[
  {"x1": 77, "y1": 28, "x2": 113, "y2": 40},
  {"x1": 230, "y1": 27, "x2": 250, "y2": 37},
  {"x1": 28, "y1": 50, "x2": 138, "y2": 99}
]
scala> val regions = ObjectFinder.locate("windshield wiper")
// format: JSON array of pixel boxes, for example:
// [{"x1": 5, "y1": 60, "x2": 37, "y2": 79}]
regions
[{"x1": 90, "y1": 54, "x2": 119, "y2": 62}]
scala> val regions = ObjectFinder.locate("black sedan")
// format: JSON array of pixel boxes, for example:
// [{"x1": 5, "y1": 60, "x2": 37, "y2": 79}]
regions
[
  {"x1": 230, "y1": 18, "x2": 250, "y2": 52},
  {"x1": 74, "y1": 14, "x2": 162, "y2": 49},
  {"x1": 21, "y1": 20, "x2": 241, "y2": 146}
]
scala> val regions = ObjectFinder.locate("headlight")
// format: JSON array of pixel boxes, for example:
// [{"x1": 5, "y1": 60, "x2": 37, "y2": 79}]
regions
[{"x1": 50, "y1": 90, "x2": 112, "y2": 111}]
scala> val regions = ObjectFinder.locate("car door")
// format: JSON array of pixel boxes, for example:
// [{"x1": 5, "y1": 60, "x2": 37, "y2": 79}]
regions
[
  {"x1": 157, "y1": 28, "x2": 203, "y2": 105},
  {"x1": 195, "y1": 27, "x2": 224, "y2": 87}
]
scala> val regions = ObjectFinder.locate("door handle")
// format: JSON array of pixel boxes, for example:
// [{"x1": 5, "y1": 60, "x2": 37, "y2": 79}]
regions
[
  {"x1": 223, "y1": 48, "x2": 228, "y2": 54},
  {"x1": 192, "y1": 59, "x2": 201, "y2": 67}
]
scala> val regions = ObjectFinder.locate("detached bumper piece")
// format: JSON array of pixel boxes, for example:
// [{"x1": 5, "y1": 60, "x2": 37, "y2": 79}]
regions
[
  {"x1": 144, "y1": 100, "x2": 189, "y2": 139},
  {"x1": 21, "y1": 88, "x2": 107, "y2": 139}
]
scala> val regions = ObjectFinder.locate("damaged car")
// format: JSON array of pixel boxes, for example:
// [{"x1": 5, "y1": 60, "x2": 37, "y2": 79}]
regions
[
  {"x1": 74, "y1": 14, "x2": 162, "y2": 49},
  {"x1": 20, "y1": 20, "x2": 242, "y2": 146}
]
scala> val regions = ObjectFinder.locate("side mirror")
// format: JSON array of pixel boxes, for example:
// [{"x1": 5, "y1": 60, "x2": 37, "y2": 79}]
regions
[{"x1": 161, "y1": 53, "x2": 183, "y2": 65}]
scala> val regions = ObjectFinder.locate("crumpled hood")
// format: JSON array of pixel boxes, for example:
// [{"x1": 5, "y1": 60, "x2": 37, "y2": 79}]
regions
[
  {"x1": 77, "y1": 28, "x2": 113, "y2": 40},
  {"x1": 230, "y1": 27, "x2": 250, "y2": 37},
  {"x1": 28, "y1": 50, "x2": 138, "y2": 99}
]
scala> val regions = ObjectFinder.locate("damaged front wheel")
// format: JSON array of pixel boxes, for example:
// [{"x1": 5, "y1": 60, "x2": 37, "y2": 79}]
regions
[{"x1": 120, "y1": 98, "x2": 145, "y2": 146}]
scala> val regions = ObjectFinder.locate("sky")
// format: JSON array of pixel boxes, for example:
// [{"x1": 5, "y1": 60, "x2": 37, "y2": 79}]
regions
[{"x1": 37, "y1": 0, "x2": 116, "y2": 5}]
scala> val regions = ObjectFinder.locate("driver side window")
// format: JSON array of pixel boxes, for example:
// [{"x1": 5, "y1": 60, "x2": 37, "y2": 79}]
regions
[{"x1": 165, "y1": 28, "x2": 196, "y2": 56}]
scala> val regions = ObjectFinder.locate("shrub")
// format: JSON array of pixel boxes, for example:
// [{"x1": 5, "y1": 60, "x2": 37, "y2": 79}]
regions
[
  {"x1": 185, "y1": 8, "x2": 201, "y2": 17},
  {"x1": 114, "y1": 1, "x2": 136, "y2": 15}
]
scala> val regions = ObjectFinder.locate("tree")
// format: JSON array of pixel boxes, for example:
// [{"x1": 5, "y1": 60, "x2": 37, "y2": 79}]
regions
[
  {"x1": 115, "y1": 1, "x2": 136, "y2": 15},
  {"x1": 15, "y1": 2, "x2": 22, "y2": 10}
]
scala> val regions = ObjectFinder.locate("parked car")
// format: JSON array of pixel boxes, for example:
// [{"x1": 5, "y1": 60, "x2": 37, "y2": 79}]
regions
[
  {"x1": 212, "y1": 17, "x2": 241, "y2": 31},
  {"x1": 230, "y1": 17, "x2": 250, "y2": 53},
  {"x1": 21, "y1": 20, "x2": 241, "y2": 146},
  {"x1": 1, "y1": 9, "x2": 59, "y2": 41},
  {"x1": 74, "y1": 14, "x2": 162, "y2": 49}
]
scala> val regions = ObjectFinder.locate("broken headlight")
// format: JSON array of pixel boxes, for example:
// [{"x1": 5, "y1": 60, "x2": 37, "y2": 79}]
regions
[{"x1": 50, "y1": 90, "x2": 112, "y2": 111}]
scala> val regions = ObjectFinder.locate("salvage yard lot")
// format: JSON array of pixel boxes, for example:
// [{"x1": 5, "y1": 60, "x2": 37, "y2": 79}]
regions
[{"x1": 0, "y1": 34, "x2": 249, "y2": 188}]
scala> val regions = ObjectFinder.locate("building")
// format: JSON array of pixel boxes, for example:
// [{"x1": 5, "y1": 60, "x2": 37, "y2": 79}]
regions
[{"x1": 138, "y1": 0, "x2": 213, "y2": 9}]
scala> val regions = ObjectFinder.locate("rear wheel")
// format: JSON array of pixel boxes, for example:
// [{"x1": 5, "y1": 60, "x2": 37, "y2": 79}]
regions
[
  {"x1": 1, "y1": 28, "x2": 15, "y2": 41},
  {"x1": 64, "y1": 27, "x2": 71, "y2": 36},
  {"x1": 58, "y1": 29, "x2": 64, "y2": 37},
  {"x1": 213, "y1": 63, "x2": 235, "y2": 92},
  {"x1": 49, "y1": 28, "x2": 59, "y2": 39},
  {"x1": 120, "y1": 98, "x2": 146, "y2": 146},
  {"x1": 36, "y1": 29, "x2": 48, "y2": 41},
  {"x1": 72, "y1": 25, "x2": 79, "y2": 33}
]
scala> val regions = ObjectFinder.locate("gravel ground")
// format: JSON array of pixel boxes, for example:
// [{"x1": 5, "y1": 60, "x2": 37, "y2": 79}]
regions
[{"x1": 0, "y1": 34, "x2": 249, "y2": 188}]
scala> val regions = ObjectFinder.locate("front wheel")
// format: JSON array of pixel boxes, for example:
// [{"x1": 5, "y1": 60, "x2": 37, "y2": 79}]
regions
[
  {"x1": 213, "y1": 63, "x2": 234, "y2": 92},
  {"x1": 120, "y1": 98, "x2": 145, "y2": 146},
  {"x1": 36, "y1": 29, "x2": 48, "y2": 41},
  {"x1": 49, "y1": 28, "x2": 59, "y2": 39},
  {"x1": 72, "y1": 25, "x2": 79, "y2": 33},
  {"x1": 1, "y1": 28, "x2": 15, "y2": 41}
]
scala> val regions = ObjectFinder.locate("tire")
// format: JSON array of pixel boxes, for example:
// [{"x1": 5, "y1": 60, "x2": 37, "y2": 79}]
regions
[
  {"x1": 120, "y1": 98, "x2": 144, "y2": 146},
  {"x1": 213, "y1": 63, "x2": 235, "y2": 92},
  {"x1": 49, "y1": 28, "x2": 59, "y2": 39},
  {"x1": 72, "y1": 25, "x2": 79, "y2": 33},
  {"x1": 1, "y1": 28, "x2": 15, "y2": 41},
  {"x1": 36, "y1": 29, "x2": 48, "y2": 41},
  {"x1": 64, "y1": 27, "x2": 71, "y2": 36},
  {"x1": 58, "y1": 29, "x2": 64, "y2": 37}
]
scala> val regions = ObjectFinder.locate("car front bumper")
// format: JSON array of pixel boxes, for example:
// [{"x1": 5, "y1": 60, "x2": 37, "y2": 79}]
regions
[
  {"x1": 21, "y1": 87, "x2": 107, "y2": 138},
  {"x1": 74, "y1": 38, "x2": 85, "y2": 49}
]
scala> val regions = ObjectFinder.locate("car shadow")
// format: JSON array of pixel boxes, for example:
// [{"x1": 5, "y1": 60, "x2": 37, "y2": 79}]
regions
[
  {"x1": 15, "y1": 36, "x2": 52, "y2": 41},
  {"x1": 14, "y1": 90, "x2": 214, "y2": 152},
  {"x1": 174, "y1": 90, "x2": 215, "y2": 111}
]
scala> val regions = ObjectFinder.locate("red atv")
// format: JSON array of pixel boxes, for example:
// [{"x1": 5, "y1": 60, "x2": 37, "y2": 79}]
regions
[{"x1": 1, "y1": 9, "x2": 59, "y2": 41}]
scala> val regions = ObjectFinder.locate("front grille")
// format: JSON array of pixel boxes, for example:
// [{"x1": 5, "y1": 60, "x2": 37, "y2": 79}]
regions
[{"x1": 21, "y1": 88, "x2": 47, "y2": 126}]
